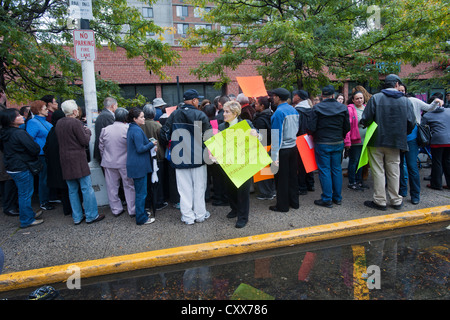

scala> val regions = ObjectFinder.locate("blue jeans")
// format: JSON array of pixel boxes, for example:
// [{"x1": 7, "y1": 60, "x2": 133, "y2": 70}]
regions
[
  {"x1": 133, "y1": 176, "x2": 149, "y2": 225},
  {"x1": 38, "y1": 155, "x2": 49, "y2": 205},
  {"x1": 66, "y1": 175, "x2": 99, "y2": 223},
  {"x1": 347, "y1": 145, "x2": 363, "y2": 184},
  {"x1": 315, "y1": 143, "x2": 344, "y2": 203},
  {"x1": 399, "y1": 139, "x2": 420, "y2": 202},
  {"x1": 9, "y1": 170, "x2": 37, "y2": 227}
]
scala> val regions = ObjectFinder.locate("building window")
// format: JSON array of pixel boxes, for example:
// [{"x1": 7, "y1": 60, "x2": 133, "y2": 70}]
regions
[
  {"x1": 194, "y1": 7, "x2": 211, "y2": 18},
  {"x1": 176, "y1": 5, "x2": 189, "y2": 17},
  {"x1": 177, "y1": 23, "x2": 189, "y2": 35},
  {"x1": 162, "y1": 83, "x2": 223, "y2": 107},
  {"x1": 194, "y1": 24, "x2": 212, "y2": 30},
  {"x1": 119, "y1": 85, "x2": 156, "y2": 102},
  {"x1": 142, "y1": 7, "x2": 153, "y2": 18}
]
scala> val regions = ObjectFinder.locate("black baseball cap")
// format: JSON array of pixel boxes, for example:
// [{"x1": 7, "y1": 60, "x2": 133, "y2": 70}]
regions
[
  {"x1": 293, "y1": 90, "x2": 309, "y2": 100},
  {"x1": 270, "y1": 88, "x2": 290, "y2": 101},
  {"x1": 321, "y1": 85, "x2": 335, "y2": 96},
  {"x1": 183, "y1": 89, "x2": 204, "y2": 101}
]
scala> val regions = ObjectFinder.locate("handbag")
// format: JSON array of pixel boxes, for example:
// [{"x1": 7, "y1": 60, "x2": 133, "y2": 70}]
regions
[
  {"x1": 27, "y1": 158, "x2": 44, "y2": 175},
  {"x1": 416, "y1": 122, "x2": 431, "y2": 147}
]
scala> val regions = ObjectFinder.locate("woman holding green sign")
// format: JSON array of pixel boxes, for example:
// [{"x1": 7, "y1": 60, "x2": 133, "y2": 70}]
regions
[
  {"x1": 344, "y1": 91, "x2": 368, "y2": 191},
  {"x1": 218, "y1": 100, "x2": 259, "y2": 228}
]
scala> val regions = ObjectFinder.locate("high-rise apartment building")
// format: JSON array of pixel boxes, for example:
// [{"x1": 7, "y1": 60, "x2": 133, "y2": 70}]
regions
[{"x1": 127, "y1": 0, "x2": 215, "y2": 46}]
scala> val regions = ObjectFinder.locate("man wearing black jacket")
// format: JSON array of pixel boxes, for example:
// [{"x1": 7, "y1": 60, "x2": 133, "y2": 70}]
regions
[
  {"x1": 360, "y1": 74, "x2": 415, "y2": 211},
  {"x1": 308, "y1": 85, "x2": 350, "y2": 208},
  {"x1": 160, "y1": 89, "x2": 212, "y2": 225}
]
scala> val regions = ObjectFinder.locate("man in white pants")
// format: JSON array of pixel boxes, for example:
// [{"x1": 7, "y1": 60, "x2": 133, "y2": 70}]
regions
[{"x1": 160, "y1": 89, "x2": 212, "y2": 224}]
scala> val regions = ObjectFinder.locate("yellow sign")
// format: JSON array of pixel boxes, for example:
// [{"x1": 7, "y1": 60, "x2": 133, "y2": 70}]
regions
[{"x1": 204, "y1": 120, "x2": 272, "y2": 188}]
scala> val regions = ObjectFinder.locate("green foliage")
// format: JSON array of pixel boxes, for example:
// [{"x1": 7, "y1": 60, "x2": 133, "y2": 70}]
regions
[
  {"x1": 181, "y1": 0, "x2": 449, "y2": 93},
  {"x1": 0, "y1": 0, "x2": 179, "y2": 105}
]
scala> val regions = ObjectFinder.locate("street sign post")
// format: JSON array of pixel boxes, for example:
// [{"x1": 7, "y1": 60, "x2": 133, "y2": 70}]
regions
[{"x1": 73, "y1": 21, "x2": 109, "y2": 206}]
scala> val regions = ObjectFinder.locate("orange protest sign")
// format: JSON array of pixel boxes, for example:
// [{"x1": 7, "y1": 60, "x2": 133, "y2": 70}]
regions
[
  {"x1": 165, "y1": 106, "x2": 177, "y2": 116},
  {"x1": 296, "y1": 134, "x2": 318, "y2": 173},
  {"x1": 253, "y1": 146, "x2": 274, "y2": 183},
  {"x1": 236, "y1": 76, "x2": 268, "y2": 98}
]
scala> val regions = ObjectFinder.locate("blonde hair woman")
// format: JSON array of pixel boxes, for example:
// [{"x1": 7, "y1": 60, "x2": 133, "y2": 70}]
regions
[{"x1": 217, "y1": 100, "x2": 259, "y2": 228}]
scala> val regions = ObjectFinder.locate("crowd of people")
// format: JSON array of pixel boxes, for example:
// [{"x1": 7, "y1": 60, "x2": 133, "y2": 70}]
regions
[{"x1": 0, "y1": 74, "x2": 448, "y2": 229}]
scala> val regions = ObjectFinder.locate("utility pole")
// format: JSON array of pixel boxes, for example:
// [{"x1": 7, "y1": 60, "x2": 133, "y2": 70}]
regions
[{"x1": 78, "y1": 17, "x2": 109, "y2": 206}]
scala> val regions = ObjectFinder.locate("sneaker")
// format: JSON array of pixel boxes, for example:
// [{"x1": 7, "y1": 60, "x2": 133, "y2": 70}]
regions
[
  {"x1": 195, "y1": 211, "x2": 210, "y2": 223},
  {"x1": 21, "y1": 219, "x2": 44, "y2": 228},
  {"x1": 314, "y1": 199, "x2": 333, "y2": 208},
  {"x1": 156, "y1": 202, "x2": 168, "y2": 211},
  {"x1": 363, "y1": 200, "x2": 387, "y2": 211},
  {"x1": 348, "y1": 183, "x2": 363, "y2": 191},
  {"x1": 144, "y1": 217, "x2": 156, "y2": 225},
  {"x1": 358, "y1": 182, "x2": 370, "y2": 189},
  {"x1": 40, "y1": 203, "x2": 55, "y2": 210},
  {"x1": 256, "y1": 194, "x2": 275, "y2": 200},
  {"x1": 5, "y1": 209, "x2": 19, "y2": 216},
  {"x1": 28, "y1": 286, "x2": 59, "y2": 300},
  {"x1": 391, "y1": 202, "x2": 403, "y2": 210},
  {"x1": 173, "y1": 203, "x2": 180, "y2": 209},
  {"x1": 35, "y1": 210, "x2": 43, "y2": 219}
]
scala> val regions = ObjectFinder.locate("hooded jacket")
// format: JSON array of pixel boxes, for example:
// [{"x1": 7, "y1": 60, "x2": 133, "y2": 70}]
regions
[
  {"x1": 308, "y1": 99, "x2": 350, "y2": 144},
  {"x1": 0, "y1": 127, "x2": 40, "y2": 172},
  {"x1": 160, "y1": 103, "x2": 212, "y2": 169},
  {"x1": 360, "y1": 89, "x2": 415, "y2": 151}
]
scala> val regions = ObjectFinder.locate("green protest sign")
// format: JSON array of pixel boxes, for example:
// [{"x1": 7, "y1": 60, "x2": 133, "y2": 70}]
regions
[
  {"x1": 357, "y1": 122, "x2": 378, "y2": 171},
  {"x1": 204, "y1": 120, "x2": 272, "y2": 188}
]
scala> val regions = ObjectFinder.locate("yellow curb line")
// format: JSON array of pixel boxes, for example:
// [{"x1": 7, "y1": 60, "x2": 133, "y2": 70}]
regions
[{"x1": 1, "y1": 205, "x2": 449, "y2": 293}]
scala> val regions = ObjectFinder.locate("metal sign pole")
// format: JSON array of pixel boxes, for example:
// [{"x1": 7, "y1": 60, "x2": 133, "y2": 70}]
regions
[{"x1": 79, "y1": 17, "x2": 109, "y2": 206}]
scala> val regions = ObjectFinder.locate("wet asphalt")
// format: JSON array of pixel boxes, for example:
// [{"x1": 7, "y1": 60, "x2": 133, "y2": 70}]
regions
[{"x1": 0, "y1": 164, "x2": 449, "y2": 274}]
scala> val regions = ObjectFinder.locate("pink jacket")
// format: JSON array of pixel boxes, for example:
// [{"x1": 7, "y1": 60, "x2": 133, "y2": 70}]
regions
[{"x1": 344, "y1": 104, "x2": 362, "y2": 147}]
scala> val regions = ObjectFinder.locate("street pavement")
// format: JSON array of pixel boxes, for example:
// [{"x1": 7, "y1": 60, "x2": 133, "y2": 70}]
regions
[{"x1": 0, "y1": 164, "x2": 449, "y2": 276}]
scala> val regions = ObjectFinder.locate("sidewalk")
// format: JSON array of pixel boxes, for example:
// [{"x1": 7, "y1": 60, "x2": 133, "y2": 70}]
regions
[{"x1": 0, "y1": 167, "x2": 449, "y2": 292}]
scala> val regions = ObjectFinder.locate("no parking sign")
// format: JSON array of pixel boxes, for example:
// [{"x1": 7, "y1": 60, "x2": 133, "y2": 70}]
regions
[{"x1": 73, "y1": 30, "x2": 96, "y2": 61}]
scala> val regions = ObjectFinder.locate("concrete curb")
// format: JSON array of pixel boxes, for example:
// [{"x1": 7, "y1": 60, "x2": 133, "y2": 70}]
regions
[{"x1": 1, "y1": 205, "x2": 449, "y2": 292}]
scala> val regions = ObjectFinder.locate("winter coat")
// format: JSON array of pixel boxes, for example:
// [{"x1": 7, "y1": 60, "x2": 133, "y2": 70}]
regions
[
  {"x1": 55, "y1": 117, "x2": 91, "y2": 180},
  {"x1": 309, "y1": 99, "x2": 350, "y2": 144},
  {"x1": 159, "y1": 103, "x2": 212, "y2": 169},
  {"x1": 344, "y1": 104, "x2": 363, "y2": 147},
  {"x1": 99, "y1": 121, "x2": 129, "y2": 169},
  {"x1": 94, "y1": 108, "x2": 115, "y2": 161},
  {"x1": 126, "y1": 122, "x2": 154, "y2": 179},
  {"x1": 0, "y1": 126, "x2": 40, "y2": 172},
  {"x1": 360, "y1": 89, "x2": 415, "y2": 151},
  {"x1": 26, "y1": 115, "x2": 52, "y2": 155}
]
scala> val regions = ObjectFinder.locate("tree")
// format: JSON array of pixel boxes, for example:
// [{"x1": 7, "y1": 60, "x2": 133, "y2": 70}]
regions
[
  {"x1": 181, "y1": 0, "x2": 449, "y2": 94},
  {"x1": 0, "y1": 0, "x2": 179, "y2": 104}
]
